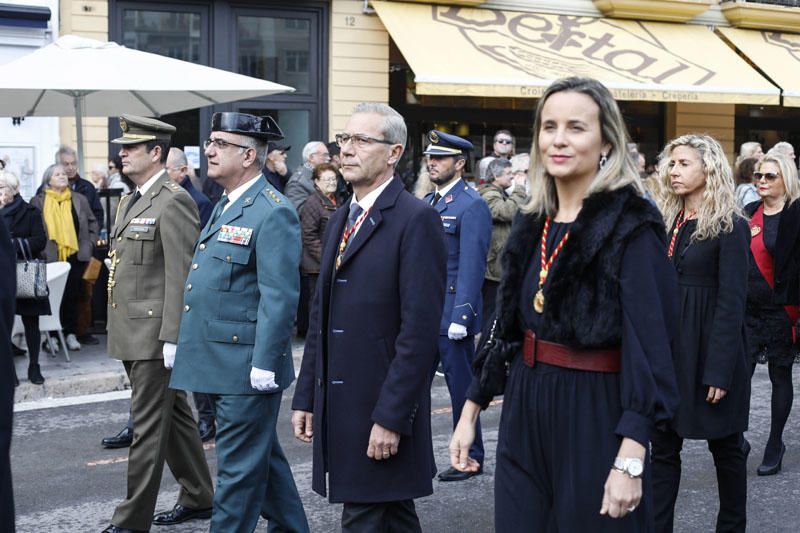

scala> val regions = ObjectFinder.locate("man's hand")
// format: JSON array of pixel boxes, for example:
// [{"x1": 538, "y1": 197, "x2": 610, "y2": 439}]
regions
[
  {"x1": 250, "y1": 366, "x2": 278, "y2": 391},
  {"x1": 163, "y1": 342, "x2": 176, "y2": 369},
  {"x1": 366, "y1": 423, "x2": 400, "y2": 461},
  {"x1": 448, "y1": 323, "x2": 468, "y2": 341},
  {"x1": 706, "y1": 386, "x2": 728, "y2": 404},
  {"x1": 292, "y1": 410, "x2": 313, "y2": 443}
]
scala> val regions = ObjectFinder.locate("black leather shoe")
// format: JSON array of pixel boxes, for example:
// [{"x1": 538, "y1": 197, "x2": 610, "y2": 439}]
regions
[
  {"x1": 28, "y1": 364, "x2": 45, "y2": 385},
  {"x1": 101, "y1": 525, "x2": 148, "y2": 533},
  {"x1": 153, "y1": 504, "x2": 212, "y2": 525},
  {"x1": 77, "y1": 333, "x2": 100, "y2": 345},
  {"x1": 757, "y1": 444, "x2": 786, "y2": 476},
  {"x1": 102, "y1": 427, "x2": 133, "y2": 449},
  {"x1": 198, "y1": 420, "x2": 216, "y2": 442},
  {"x1": 438, "y1": 466, "x2": 483, "y2": 482}
]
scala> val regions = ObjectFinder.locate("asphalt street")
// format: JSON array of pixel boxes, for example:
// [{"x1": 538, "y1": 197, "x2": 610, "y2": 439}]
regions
[{"x1": 10, "y1": 364, "x2": 800, "y2": 532}]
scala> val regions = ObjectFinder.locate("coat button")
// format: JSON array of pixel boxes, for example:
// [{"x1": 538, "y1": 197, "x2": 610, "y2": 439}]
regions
[
  {"x1": 192, "y1": 263, "x2": 198, "y2": 270},
  {"x1": 232, "y1": 335, "x2": 239, "y2": 343},
  {"x1": 117, "y1": 236, "x2": 122, "y2": 242},
  {"x1": 186, "y1": 283, "x2": 192, "y2": 291},
  {"x1": 449, "y1": 286, "x2": 455, "y2": 291},
  {"x1": 226, "y1": 255, "x2": 232, "y2": 262},
  {"x1": 462, "y1": 315, "x2": 468, "y2": 320},
  {"x1": 147, "y1": 310, "x2": 153, "y2": 316},
  {"x1": 134, "y1": 233, "x2": 140, "y2": 239},
  {"x1": 111, "y1": 303, "x2": 117, "y2": 309},
  {"x1": 199, "y1": 243, "x2": 206, "y2": 251},
  {"x1": 184, "y1": 305, "x2": 190, "y2": 312}
]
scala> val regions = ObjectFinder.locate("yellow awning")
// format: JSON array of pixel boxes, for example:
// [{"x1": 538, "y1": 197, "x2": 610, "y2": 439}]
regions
[
  {"x1": 372, "y1": 1, "x2": 779, "y2": 104},
  {"x1": 717, "y1": 27, "x2": 800, "y2": 107}
]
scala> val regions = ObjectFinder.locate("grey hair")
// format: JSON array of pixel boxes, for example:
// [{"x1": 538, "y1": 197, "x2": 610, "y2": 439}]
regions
[
  {"x1": 240, "y1": 135, "x2": 267, "y2": 169},
  {"x1": 486, "y1": 158, "x2": 512, "y2": 183},
  {"x1": 0, "y1": 170, "x2": 20, "y2": 192},
  {"x1": 302, "y1": 141, "x2": 325, "y2": 163},
  {"x1": 352, "y1": 102, "x2": 407, "y2": 148},
  {"x1": 42, "y1": 164, "x2": 65, "y2": 188},
  {"x1": 54, "y1": 145, "x2": 77, "y2": 163},
  {"x1": 168, "y1": 147, "x2": 189, "y2": 167},
  {"x1": 769, "y1": 141, "x2": 795, "y2": 158}
]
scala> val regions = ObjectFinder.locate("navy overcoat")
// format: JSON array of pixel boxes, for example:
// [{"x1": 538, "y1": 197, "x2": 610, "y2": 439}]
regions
[{"x1": 292, "y1": 177, "x2": 447, "y2": 503}]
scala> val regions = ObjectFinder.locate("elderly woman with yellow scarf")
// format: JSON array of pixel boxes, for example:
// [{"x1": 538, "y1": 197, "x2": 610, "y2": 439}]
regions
[{"x1": 30, "y1": 164, "x2": 98, "y2": 352}]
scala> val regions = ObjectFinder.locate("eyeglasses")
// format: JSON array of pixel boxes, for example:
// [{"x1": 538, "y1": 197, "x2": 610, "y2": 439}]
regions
[
  {"x1": 203, "y1": 138, "x2": 253, "y2": 151},
  {"x1": 318, "y1": 176, "x2": 338, "y2": 183},
  {"x1": 495, "y1": 139, "x2": 513, "y2": 145},
  {"x1": 754, "y1": 172, "x2": 781, "y2": 181},
  {"x1": 335, "y1": 133, "x2": 394, "y2": 149}
]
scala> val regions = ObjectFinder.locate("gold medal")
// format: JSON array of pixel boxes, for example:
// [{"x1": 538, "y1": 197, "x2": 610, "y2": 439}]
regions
[
  {"x1": 751, "y1": 224, "x2": 761, "y2": 237},
  {"x1": 534, "y1": 289, "x2": 545, "y2": 314}
]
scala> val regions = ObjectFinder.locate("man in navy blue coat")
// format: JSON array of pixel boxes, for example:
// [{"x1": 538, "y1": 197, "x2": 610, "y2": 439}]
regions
[
  {"x1": 423, "y1": 131, "x2": 492, "y2": 482},
  {"x1": 291, "y1": 103, "x2": 447, "y2": 532},
  {"x1": 0, "y1": 218, "x2": 16, "y2": 533}
]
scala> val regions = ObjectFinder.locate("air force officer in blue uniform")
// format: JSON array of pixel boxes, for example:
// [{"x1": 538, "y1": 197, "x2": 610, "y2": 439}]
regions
[
  {"x1": 423, "y1": 131, "x2": 492, "y2": 482},
  {"x1": 170, "y1": 112, "x2": 309, "y2": 533}
]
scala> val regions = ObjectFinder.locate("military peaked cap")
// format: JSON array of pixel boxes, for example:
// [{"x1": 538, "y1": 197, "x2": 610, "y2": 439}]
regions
[
  {"x1": 423, "y1": 130, "x2": 474, "y2": 156},
  {"x1": 211, "y1": 112, "x2": 284, "y2": 141},
  {"x1": 111, "y1": 114, "x2": 176, "y2": 145}
]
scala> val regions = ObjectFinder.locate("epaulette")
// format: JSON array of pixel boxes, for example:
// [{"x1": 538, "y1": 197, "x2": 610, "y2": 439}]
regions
[{"x1": 261, "y1": 185, "x2": 282, "y2": 206}]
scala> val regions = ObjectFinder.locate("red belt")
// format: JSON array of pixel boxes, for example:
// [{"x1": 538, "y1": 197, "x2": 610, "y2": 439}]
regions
[{"x1": 523, "y1": 330, "x2": 621, "y2": 373}]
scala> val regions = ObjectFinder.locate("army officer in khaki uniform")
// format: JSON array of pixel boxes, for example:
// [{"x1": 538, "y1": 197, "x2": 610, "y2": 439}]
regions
[{"x1": 103, "y1": 115, "x2": 213, "y2": 533}]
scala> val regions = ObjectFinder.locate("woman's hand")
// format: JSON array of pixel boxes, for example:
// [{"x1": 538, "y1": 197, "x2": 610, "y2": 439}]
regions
[
  {"x1": 600, "y1": 469, "x2": 642, "y2": 518},
  {"x1": 706, "y1": 386, "x2": 727, "y2": 404},
  {"x1": 449, "y1": 400, "x2": 482, "y2": 472}
]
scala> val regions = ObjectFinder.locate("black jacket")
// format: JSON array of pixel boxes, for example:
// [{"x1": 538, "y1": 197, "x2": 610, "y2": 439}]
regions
[
  {"x1": 744, "y1": 200, "x2": 800, "y2": 305},
  {"x1": 0, "y1": 194, "x2": 47, "y2": 260},
  {"x1": 0, "y1": 218, "x2": 16, "y2": 531},
  {"x1": 494, "y1": 186, "x2": 666, "y2": 347}
]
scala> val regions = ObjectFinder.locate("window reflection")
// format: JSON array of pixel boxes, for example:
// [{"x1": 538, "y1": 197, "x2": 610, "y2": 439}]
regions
[
  {"x1": 237, "y1": 16, "x2": 311, "y2": 93},
  {"x1": 122, "y1": 10, "x2": 201, "y2": 62}
]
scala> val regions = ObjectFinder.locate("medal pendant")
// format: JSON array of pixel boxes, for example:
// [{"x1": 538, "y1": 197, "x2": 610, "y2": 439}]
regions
[
  {"x1": 533, "y1": 289, "x2": 545, "y2": 314},
  {"x1": 339, "y1": 241, "x2": 346, "y2": 254},
  {"x1": 335, "y1": 255, "x2": 342, "y2": 270}
]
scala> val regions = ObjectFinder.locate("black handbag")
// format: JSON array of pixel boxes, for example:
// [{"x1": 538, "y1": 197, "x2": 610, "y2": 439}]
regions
[
  {"x1": 472, "y1": 318, "x2": 521, "y2": 401},
  {"x1": 15, "y1": 238, "x2": 48, "y2": 300}
]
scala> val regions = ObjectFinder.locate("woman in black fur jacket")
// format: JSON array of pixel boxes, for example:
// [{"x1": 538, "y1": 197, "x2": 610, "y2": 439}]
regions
[
  {"x1": 744, "y1": 152, "x2": 800, "y2": 476},
  {"x1": 449, "y1": 77, "x2": 679, "y2": 531}
]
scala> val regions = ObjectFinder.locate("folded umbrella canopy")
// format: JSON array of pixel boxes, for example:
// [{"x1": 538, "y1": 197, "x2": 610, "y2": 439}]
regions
[{"x1": 0, "y1": 35, "x2": 294, "y2": 173}]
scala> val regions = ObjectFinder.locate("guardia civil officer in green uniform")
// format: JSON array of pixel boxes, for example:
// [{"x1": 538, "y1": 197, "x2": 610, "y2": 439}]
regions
[
  {"x1": 103, "y1": 115, "x2": 214, "y2": 533},
  {"x1": 170, "y1": 112, "x2": 309, "y2": 533}
]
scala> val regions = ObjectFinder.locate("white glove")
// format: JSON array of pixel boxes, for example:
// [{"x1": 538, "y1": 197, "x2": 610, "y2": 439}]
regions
[
  {"x1": 448, "y1": 323, "x2": 468, "y2": 340},
  {"x1": 163, "y1": 342, "x2": 177, "y2": 369},
  {"x1": 250, "y1": 366, "x2": 279, "y2": 391}
]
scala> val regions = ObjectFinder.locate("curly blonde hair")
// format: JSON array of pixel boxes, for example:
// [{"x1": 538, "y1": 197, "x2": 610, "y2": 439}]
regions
[
  {"x1": 656, "y1": 134, "x2": 740, "y2": 241},
  {"x1": 524, "y1": 77, "x2": 644, "y2": 216}
]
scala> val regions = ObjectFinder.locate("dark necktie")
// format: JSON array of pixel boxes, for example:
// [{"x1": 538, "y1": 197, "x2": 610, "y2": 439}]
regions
[
  {"x1": 344, "y1": 203, "x2": 364, "y2": 249},
  {"x1": 431, "y1": 192, "x2": 441, "y2": 206},
  {"x1": 123, "y1": 190, "x2": 142, "y2": 218},
  {"x1": 209, "y1": 196, "x2": 229, "y2": 226}
]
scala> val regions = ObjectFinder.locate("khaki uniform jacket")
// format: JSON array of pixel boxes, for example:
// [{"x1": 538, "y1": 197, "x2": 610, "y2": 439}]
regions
[
  {"x1": 477, "y1": 183, "x2": 526, "y2": 282},
  {"x1": 106, "y1": 170, "x2": 200, "y2": 361}
]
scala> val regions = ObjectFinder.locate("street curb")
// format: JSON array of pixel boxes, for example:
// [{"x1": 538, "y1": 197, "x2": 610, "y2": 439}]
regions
[{"x1": 14, "y1": 371, "x2": 130, "y2": 403}]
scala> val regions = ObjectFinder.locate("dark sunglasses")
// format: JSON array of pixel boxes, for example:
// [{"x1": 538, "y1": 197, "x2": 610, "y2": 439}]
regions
[
  {"x1": 754, "y1": 172, "x2": 781, "y2": 181},
  {"x1": 495, "y1": 139, "x2": 513, "y2": 144}
]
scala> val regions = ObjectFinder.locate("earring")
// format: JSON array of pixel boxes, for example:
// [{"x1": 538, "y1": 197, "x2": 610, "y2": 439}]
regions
[{"x1": 599, "y1": 154, "x2": 608, "y2": 169}]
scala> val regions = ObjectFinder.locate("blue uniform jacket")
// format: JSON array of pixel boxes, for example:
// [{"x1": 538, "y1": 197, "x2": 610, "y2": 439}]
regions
[
  {"x1": 425, "y1": 179, "x2": 492, "y2": 335},
  {"x1": 180, "y1": 175, "x2": 213, "y2": 228},
  {"x1": 171, "y1": 175, "x2": 301, "y2": 395}
]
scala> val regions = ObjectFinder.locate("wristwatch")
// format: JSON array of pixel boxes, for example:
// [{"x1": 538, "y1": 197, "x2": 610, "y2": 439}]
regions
[{"x1": 612, "y1": 457, "x2": 644, "y2": 478}]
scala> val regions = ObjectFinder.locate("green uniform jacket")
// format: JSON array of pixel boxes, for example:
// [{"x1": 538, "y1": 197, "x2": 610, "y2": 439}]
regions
[
  {"x1": 106, "y1": 170, "x2": 200, "y2": 360},
  {"x1": 170, "y1": 176, "x2": 301, "y2": 395},
  {"x1": 477, "y1": 183, "x2": 526, "y2": 282}
]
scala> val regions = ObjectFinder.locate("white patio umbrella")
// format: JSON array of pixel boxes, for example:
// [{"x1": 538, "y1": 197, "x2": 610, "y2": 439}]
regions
[{"x1": 0, "y1": 35, "x2": 294, "y2": 173}]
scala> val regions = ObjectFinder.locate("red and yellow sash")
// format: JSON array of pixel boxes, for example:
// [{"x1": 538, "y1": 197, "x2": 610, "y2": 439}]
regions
[{"x1": 750, "y1": 204, "x2": 800, "y2": 341}]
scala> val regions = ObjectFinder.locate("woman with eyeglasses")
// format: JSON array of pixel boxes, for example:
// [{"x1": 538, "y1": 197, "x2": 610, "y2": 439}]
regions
[
  {"x1": 300, "y1": 163, "x2": 340, "y2": 315},
  {"x1": 652, "y1": 134, "x2": 750, "y2": 532},
  {"x1": 743, "y1": 153, "x2": 800, "y2": 477},
  {"x1": 450, "y1": 77, "x2": 679, "y2": 531}
]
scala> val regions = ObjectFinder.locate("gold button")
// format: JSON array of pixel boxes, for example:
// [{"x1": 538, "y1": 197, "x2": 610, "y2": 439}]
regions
[
  {"x1": 117, "y1": 236, "x2": 122, "y2": 242},
  {"x1": 232, "y1": 335, "x2": 239, "y2": 343},
  {"x1": 226, "y1": 255, "x2": 232, "y2": 262},
  {"x1": 112, "y1": 303, "x2": 117, "y2": 309},
  {"x1": 186, "y1": 283, "x2": 192, "y2": 291},
  {"x1": 134, "y1": 234, "x2": 139, "y2": 240},
  {"x1": 147, "y1": 310, "x2": 153, "y2": 316},
  {"x1": 462, "y1": 315, "x2": 468, "y2": 320},
  {"x1": 199, "y1": 243, "x2": 206, "y2": 251},
  {"x1": 192, "y1": 263, "x2": 198, "y2": 270},
  {"x1": 184, "y1": 305, "x2": 190, "y2": 312}
]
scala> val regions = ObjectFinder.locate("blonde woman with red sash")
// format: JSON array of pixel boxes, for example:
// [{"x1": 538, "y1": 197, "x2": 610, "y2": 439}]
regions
[{"x1": 743, "y1": 152, "x2": 800, "y2": 476}]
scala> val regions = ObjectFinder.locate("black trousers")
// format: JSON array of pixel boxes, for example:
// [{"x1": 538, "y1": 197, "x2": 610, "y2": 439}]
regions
[
  {"x1": 651, "y1": 428, "x2": 746, "y2": 532},
  {"x1": 61, "y1": 255, "x2": 87, "y2": 335},
  {"x1": 341, "y1": 500, "x2": 421, "y2": 533},
  {"x1": 481, "y1": 279, "x2": 499, "y2": 330},
  {"x1": 296, "y1": 273, "x2": 310, "y2": 337},
  {"x1": 192, "y1": 392, "x2": 215, "y2": 425}
]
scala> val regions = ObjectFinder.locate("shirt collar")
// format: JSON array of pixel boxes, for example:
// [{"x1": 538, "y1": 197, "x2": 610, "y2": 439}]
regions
[
  {"x1": 136, "y1": 169, "x2": 166, "y2": 196},
  {"x1": 435, "y1": 177, "x2": 461, "y2": 198},
  {"x1": 350, "y1": 176, "x2": 393, "y2": 213},
  {"x1": 222, "y1": 174, "x2": 262, "y2": 207}
]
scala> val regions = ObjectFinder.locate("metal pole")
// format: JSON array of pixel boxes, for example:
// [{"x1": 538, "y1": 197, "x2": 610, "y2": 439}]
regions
[{"x1": 73, "y1": 93, "x2": 85, "y2": 177}]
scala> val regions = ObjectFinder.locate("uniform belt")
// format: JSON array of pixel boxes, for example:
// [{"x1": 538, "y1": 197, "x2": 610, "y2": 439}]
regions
[{"x1": 523, "y1": 330, "x2": 621, "y2": 373}]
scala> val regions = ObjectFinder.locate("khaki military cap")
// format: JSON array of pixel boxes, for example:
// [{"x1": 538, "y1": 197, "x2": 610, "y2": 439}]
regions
[{"x1": 111, "y1": 114, "x2": 176, "y2": 145}]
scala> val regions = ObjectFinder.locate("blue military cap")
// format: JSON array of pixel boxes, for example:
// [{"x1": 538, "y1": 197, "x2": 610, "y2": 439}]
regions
[{"x1": 423, "y1": 130, "x2": 474, "y2": 157}]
